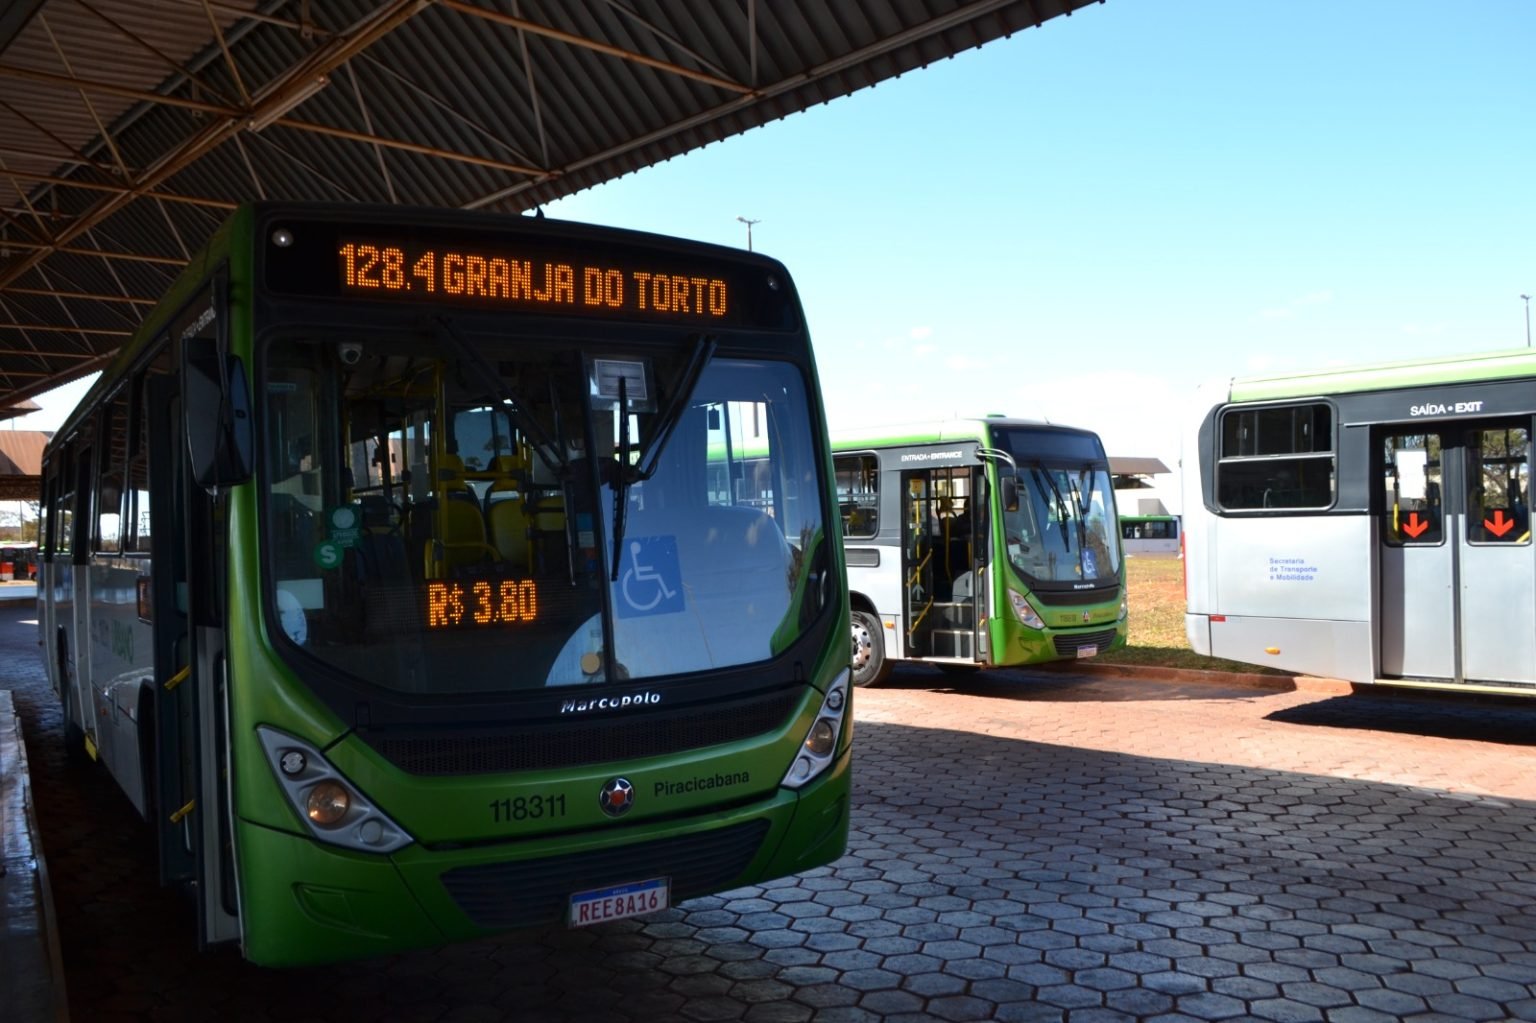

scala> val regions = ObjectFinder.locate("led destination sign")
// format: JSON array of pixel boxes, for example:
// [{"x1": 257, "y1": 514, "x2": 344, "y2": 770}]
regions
[
  {"x1": 261, "y1": 217, "x2": 794, "y2": 327},
  {"x1": 339, "y1": 241, "x2": 729, "y2": 319}
]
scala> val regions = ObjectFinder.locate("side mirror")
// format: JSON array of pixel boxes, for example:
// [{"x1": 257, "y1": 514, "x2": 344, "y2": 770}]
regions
[
  {"x1": 184, "y1": 348, "x2": 253, "y2": 487},
  {"x1": 179, "y1": 269, "x2": 252, "y2": 487},
  {"x1": 1001, "y1": 476, "x2": 1019, "y2": 513}
]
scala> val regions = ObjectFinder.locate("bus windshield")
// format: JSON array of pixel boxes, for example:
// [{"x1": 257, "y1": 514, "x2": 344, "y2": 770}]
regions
[
  {"x1": 260, "y1": 331, "x2": 826, "y2": 695},
  {"x1": 988, "y1": 427, "x2": 1120, "y2": 587}
]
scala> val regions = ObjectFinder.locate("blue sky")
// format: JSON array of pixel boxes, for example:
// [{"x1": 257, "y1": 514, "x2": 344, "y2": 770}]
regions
[{"x1": 16, "y1": 1, "x2": 1535, "y2": 510}]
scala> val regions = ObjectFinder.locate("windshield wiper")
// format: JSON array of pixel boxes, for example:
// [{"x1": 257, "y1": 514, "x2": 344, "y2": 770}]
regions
[
  {"x1": 1075, "y1": 464, "x2": 1097, "y2": 516},
  {"x1": 1029, "y1": 465, "x2": 1072, "y2": 550},
  {"x1": 1066, "y1": 473, "x2": 1090, "y2": 552},
  {"x1": 608, "y1": 334, "x2": 718, "y2": 580},
  {"x1": 610, "y1": 374, "x2": 636, "y2": 581},
  {"x1": 636, "y1": 334, "x2": 717, "y2": 479}
]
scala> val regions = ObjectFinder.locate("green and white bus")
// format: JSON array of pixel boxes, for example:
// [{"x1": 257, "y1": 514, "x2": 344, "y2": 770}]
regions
[
  {"x1": 832, "y1": 418, "x2": 1127, "y2": 686},
  {"x1": 1182, "y1": 348, "x2": 1534, "y2": 695},
  {"x1": 1119, "y1": 514, "x2": 1180, "y2": 556},
  {"x1": 37, "y1": 203, "x2": 850, "y2": 965}
]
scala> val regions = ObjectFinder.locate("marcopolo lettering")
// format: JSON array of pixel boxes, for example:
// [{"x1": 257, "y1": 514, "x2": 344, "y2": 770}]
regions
[
  {"x1": 654, "y1": 771, "x2": 750, "y2": 797},
  {"x1": 559, "y1": 690, "x2": 663, "y2": 714}
]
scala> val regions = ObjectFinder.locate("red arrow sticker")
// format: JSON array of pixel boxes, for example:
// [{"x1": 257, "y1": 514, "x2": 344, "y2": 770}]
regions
[
  {"x1": 1484, "y1": 509, "x2": 1515, "y2": 537},
  {"x1": 1401, "y1": 511, "x2": 1430, "y2": 539}
]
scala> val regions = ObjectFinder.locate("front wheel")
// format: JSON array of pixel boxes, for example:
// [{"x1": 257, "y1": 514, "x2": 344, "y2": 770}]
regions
[{"x1": 850, "y1": 611, "x2": 892, "y2": 688}]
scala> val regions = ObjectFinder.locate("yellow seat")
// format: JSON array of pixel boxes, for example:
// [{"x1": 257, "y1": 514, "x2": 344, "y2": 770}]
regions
[
  {"x1": 425, "y1": 452, "x2": 498, "y2": 577},
  {"x1": 486, "y1": 455, "x2": 531, "y2": 569}
]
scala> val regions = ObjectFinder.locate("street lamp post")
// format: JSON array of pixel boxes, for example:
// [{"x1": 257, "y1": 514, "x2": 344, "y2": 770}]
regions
[
  {"x1": 736, "y1": 216, "x2": 760, "y2": 252},
  {"x1": 1523, "y1": 294, "x2": 1532, "y2": 348}
]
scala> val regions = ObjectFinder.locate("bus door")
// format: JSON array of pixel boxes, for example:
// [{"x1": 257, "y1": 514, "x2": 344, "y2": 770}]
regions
[
  {"x1": 147, "y1": 373, "x2": 196, "y2": 888},
  {"x1": 170, "y1": 287, "x2": 245, "y2": 948},
  {"x1": 183, "y1": 406, "x2": 243, "y2": 948},
  {"x1": 1378, "y1": 419, "x2": 1534, "y2": 686},
  {"x1": 901, "y1": 465, "x2": 982, "y2": 660}
]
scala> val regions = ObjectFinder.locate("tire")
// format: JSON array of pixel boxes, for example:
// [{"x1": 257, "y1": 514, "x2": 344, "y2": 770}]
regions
[{"x1": 850, "y1": 610, "x2": 892, "y2": 688}]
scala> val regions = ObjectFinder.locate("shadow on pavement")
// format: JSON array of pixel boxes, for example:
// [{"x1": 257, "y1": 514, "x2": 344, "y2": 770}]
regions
[
  {"x1": 880, "y1": 661, "x2": 1298, "y2": 704},
  {"x1": 1266, "y1": 690, "x2": 1536, "y2": 747}
]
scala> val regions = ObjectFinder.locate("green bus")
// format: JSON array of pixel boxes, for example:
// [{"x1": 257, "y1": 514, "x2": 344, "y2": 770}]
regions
[
  {"x1": 1183, "y1": 347, "x2": 1533, "y2": 694},
  {"x1": 832, "y1": 418, "x2": 1127, "y2": 686},
  {"x1": 37, "y1": 203, "x2": 850, "y2": 965},
  {"x1": 1119, "y1": 514, "x2": 1180, "y2": 555}
]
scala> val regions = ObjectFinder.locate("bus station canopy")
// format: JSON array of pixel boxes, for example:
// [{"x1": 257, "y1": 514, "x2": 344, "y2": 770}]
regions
[
  {"x1": 0, "y1": 0, "x2": 1097, "y2": 414},
  {"x1": 0, "y1": 430, "x2": 47, "y2": 500},
  {"x1": 1109, "y1": 456, "x2": 1170, "y2": 478}
]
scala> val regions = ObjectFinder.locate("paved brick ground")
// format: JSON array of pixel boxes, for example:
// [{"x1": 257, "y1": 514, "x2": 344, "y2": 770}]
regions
[{"x1": 4, "y1": 602, "x2": 1535, "y2": 1022}]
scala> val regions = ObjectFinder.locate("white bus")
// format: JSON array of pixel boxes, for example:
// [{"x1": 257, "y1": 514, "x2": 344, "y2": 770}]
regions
[{"x1": 1182, "y1": 348, "x2": 1533, "y2": 695}]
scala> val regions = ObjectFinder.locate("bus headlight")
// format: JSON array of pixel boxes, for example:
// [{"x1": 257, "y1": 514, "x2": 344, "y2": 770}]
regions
[
  {"x1": 804, "y1": 719, "x2": 836, "y2": 757},
  {"x1": 1008, "y1": 591, "x2": 1045, "y2": 629},
  {"x1": 781, "y1": 670, "x2": 849, "y2": 790},
  {"x1": 1119, "y1": 596, "x2": 1129, "y2": 622},
  {"x1": 258, "y1": 726, "x2": 414, "y2": 853},
  {"x1": 306, "y1": 782, "x2": 351, "y2": 826}
]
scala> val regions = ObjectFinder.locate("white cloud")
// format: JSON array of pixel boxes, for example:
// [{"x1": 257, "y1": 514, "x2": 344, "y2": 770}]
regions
[{"x1": 943, "y1": 352, "x2": 985, "y2": 372}]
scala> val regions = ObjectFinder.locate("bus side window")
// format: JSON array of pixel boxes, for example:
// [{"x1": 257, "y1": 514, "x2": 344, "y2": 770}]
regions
[
  {"x1": 834, "y1": 454, "x2": 878, "y2": 538},
  {"x1": 1217, "y1": 402, "x2": 1336, "y2": 511},
  {"x1": 97, "y1": 389, "x2": 130, "y2": 554}
]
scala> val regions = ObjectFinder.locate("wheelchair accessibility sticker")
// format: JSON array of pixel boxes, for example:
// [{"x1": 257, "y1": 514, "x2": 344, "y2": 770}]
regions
[{"x1": 616, "y1": 536, "x2": 685, "y2": 618}]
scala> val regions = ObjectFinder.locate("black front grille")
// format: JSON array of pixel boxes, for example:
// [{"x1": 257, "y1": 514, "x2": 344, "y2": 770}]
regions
[
  {"x1": 1035, "y1": 586, "x2": 1120, "y2": 607},
  {"x1": 441, "y1": 819, "x2": 772, "y2": 929},
  {"x1": 364, "y1": 688, "x2": 803, "y2": 776},
  {"x1": 1053, "y1": 628, "x2": 1119, "y2": 656}
]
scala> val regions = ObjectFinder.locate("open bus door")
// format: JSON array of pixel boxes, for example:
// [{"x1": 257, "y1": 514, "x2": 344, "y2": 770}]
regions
[
  {"x1": 151, "y1": 277, "x2": 246, "y2": 949},
  {"x1": 901, "y1": 464, "x2": 984, "y2": 664},
  {"x1": 146, "y1": 371, "x2": 196, "y2": 889},
  {"x1": 954, "y1": 469, "x2": 986, "y2": 664}
]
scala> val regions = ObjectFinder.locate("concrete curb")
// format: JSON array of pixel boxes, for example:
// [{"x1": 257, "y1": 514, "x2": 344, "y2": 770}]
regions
[{"x1": 0, "y1": 691, "x2": 69, "y2": 1022}]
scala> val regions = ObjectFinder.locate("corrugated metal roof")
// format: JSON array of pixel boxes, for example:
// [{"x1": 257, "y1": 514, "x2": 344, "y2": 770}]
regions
[
  {"x1": 0, "y1": 398, "x2": 41, "y2": 420},
  {"x1": 0, "y1": 429, "x2": 48, "y2": 499},
  {"x1": 0, "y1": 0, "x2": 1099, "y2": 411}
]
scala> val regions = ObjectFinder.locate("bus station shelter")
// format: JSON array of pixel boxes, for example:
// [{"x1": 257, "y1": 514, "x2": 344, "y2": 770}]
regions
[{"x1": 0, "y1": 0, "x2": 1098, "y2": 415}]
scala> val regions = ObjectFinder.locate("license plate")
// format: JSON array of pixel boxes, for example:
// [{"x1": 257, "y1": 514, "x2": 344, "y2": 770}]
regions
[
  {"x1": 1076, "y1": 645, "x2": 1098, "y2": 659},
  {"x1": 568, "y1": 877, "x2": 669, "y2": 927}
]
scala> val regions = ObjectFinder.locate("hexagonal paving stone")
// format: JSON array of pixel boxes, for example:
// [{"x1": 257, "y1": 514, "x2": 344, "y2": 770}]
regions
[{"x1": 17, "y1": 641, "x2": 1536, "y2": 1023}]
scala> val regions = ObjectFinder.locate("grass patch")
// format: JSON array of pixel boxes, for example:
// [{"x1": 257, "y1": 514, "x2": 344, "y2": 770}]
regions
[{"x1": 1093, "y1": 555, "x2": 1287, "y2": 674}]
